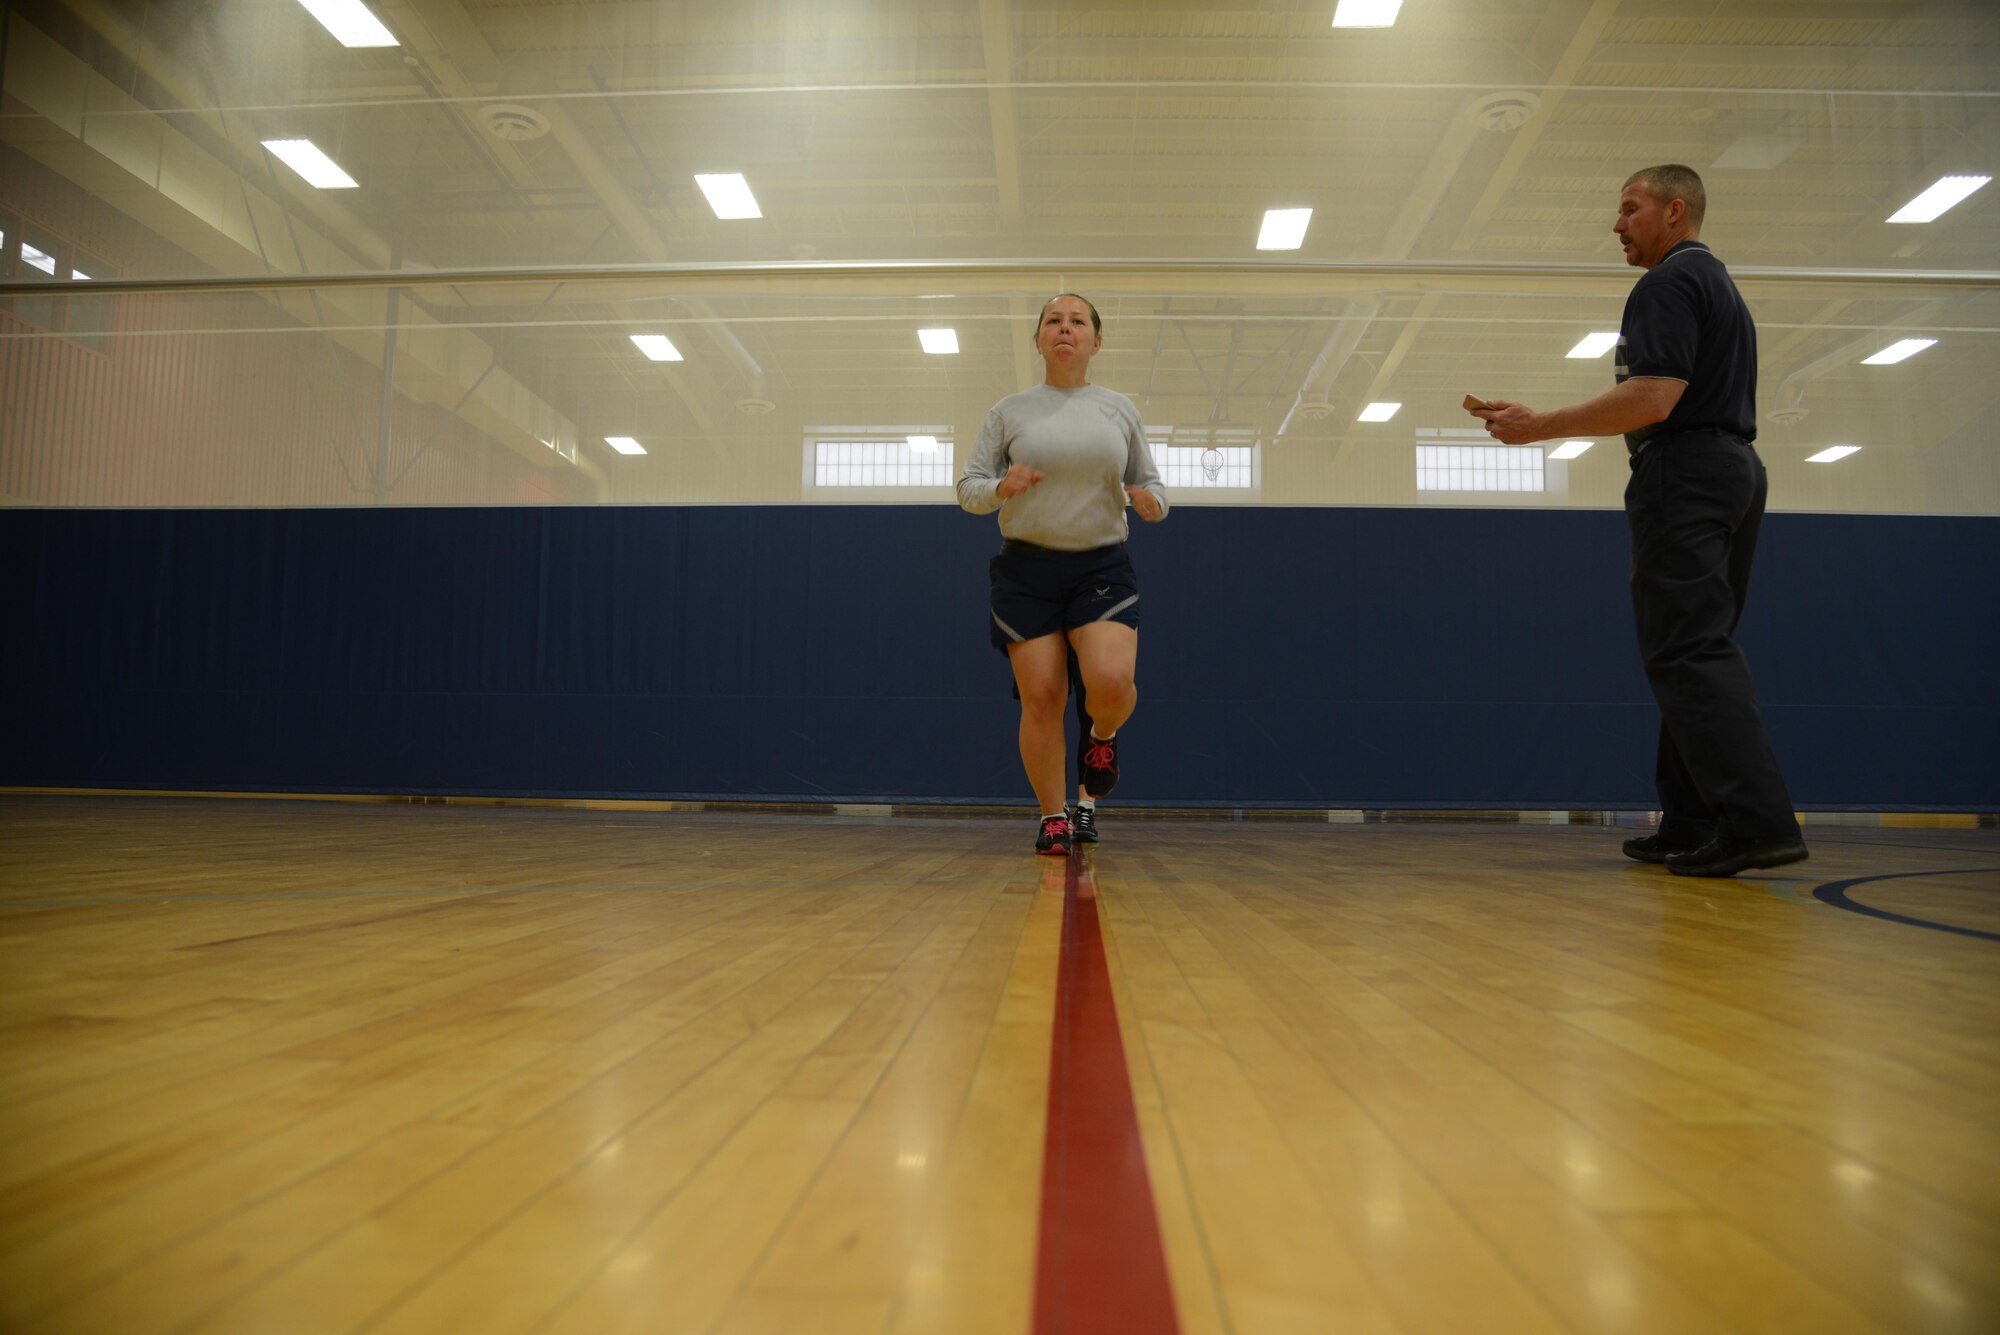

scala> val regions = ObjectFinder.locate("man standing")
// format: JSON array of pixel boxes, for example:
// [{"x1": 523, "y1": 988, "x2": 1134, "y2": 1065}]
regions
[{"x1": 1471, "y1": 164, "x2": 1807, "y2": 878}]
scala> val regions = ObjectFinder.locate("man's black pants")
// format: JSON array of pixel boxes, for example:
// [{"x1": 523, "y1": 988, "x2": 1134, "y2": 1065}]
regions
[{"x1": 1625, "y1": 434, "x2": 1800, "y2": 843}]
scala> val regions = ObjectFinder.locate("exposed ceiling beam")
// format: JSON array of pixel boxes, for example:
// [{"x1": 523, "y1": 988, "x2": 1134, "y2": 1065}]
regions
[
  {"x1": 1358, "y1": 291, "x2": 1443, "y2": 414},
  {"x1": 386, "y1": 0, "x2": 545, "y2": 194},
  {"x1": 1450, "y1": 0, "x2": 1623, "y2": 253}
]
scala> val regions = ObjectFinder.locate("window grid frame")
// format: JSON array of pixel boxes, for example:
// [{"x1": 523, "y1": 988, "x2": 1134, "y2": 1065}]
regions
[
  {"x1": 805, "y1": 432, "x2": 957, "y2": 492},
  {"x1": 1414, "y1": 442, "x2": 1547, "y2": 494}
]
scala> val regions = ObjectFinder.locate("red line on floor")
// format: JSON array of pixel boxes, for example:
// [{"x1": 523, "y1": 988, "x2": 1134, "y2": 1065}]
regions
[{"x1": 1032, "y1": 852, "x2": 1182, "y2": 1335}]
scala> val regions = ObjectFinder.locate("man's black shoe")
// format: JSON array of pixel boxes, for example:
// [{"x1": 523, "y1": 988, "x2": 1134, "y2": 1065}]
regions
[
  {"x1": 1622, "y1": 832, "x2": 1709, "y2": 864},
  {"x1": 1067, "y1": 804, "x2": 1099, "y2": 844},
  {"x1": 1080, "y1": 733, "x2": 1120, "y2": 799},
  {"x1": 1667, "y1": 835, "x2": 1809, "y2": 878}
]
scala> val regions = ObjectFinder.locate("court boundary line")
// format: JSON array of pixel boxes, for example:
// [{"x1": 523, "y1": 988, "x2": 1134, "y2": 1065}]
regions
[{"x1": 1810, "y1": 869, "x2": 2000, "y2": 942}]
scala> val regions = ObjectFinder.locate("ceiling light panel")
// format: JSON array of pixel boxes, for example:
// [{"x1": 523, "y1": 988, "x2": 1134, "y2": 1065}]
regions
[
  {"x1": 261, "y1": 139, "x2": 358, "y2": 189},
  {"x1": 296, "y1": 0, "x2": 396, "y2": 47},
  {"x1": 1860, "y1": 338, "x2": 1936, "y2": 365},
  {"x1": 1332, "y1": 0, "x2": 1404, "y2": 28},
  {"x1": 1711, "y1": 133, "x2": 1805, "y2": 171},
  {"x1": 695, "y1": 173, "x2": 762, "y2": 220},
  {"x1": 630, "y1": 334, "x2": 683, "y2": 362},
  {"x1": 1887, "y1": 175, "x2": 1990, "y2": 223},
  {"x1": 1257, "y1": 209, "x2": 1312, "y2": 251}
]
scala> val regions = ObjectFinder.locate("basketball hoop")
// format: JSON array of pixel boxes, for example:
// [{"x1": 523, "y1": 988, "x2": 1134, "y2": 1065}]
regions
[{"x1": 1200, "y1": 446, "x2": 1224, "y2": 483}]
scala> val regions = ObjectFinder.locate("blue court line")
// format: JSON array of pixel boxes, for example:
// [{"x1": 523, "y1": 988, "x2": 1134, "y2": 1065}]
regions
[{"x1": 1811, "y1": 869, "x2": 2000, "y2": 942}]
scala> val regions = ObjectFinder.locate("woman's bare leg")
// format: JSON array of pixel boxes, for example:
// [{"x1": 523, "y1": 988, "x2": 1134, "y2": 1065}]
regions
[{"x1": 1006, "y1": 632, "x2": 1071, "y2": 816}]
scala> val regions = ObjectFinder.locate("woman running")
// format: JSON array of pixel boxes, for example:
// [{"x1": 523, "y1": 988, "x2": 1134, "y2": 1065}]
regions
[{"x1": 957, "y1": 294, "x2": 1168, "y2": 855}]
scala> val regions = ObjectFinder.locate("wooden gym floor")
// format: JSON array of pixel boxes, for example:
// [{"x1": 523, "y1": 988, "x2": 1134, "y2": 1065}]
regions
[{"x1": 1, "y1": 795, "x2": 1995, "y2": 1334}]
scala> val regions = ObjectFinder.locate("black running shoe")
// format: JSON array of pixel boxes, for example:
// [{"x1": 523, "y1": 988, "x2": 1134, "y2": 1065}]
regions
[
  {"x1": 1080, "y1": 733, "x2": 1120, "y2": 799},
  {"x1": 1035, "y1": 815, "x2": 1072, "y2": 857},
  {"x1": 1067, "y1": 804, "x2": 1099, "y2": 844},
  {"x1": 1667, "y1": 835, "x2": 1808, "y2": 878},
  {"x1": 1621, "y1": 832, "x2": 1709, "y2": 864}
]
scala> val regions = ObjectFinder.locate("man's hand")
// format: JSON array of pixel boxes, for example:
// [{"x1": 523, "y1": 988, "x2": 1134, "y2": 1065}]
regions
[
  {"x1": 996, "y1": 462, "x2": 1045, "y2": 498},
  {"x1": 1470, "y1": 399, "x2": 1545, "y2": 445},
  {"x1": 1125, "y1": 485, "x2": 1164, "y2": 521},
  {"x1": 1468, "y1": 378, "x2": 1681, "y2": 443}
]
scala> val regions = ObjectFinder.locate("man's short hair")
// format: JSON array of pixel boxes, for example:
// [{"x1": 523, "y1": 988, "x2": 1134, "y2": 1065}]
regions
[{"x1": 1625, "y1": 164, "x2": 1707, "y2": 229}]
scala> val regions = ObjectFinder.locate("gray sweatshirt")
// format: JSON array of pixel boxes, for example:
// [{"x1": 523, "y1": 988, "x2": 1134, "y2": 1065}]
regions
[{"x1": 956, "y1": 383, "x2": 1169, "y2": 549}]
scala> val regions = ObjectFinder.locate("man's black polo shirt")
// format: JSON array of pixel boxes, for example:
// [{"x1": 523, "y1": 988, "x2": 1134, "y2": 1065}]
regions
[{"x1": 1614, "y1": 239, "x2": 1758, "y2": 453}]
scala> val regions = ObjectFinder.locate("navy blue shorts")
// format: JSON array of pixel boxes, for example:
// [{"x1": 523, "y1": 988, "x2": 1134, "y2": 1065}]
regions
[{"x1": 988, "y1": 540, "x2": 1139, "y2": 652}]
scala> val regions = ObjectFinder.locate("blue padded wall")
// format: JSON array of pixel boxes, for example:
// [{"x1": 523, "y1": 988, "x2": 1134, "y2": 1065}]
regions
[{"x1": 4, "y1": 506, "x2": 1995, "y2": 809}]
